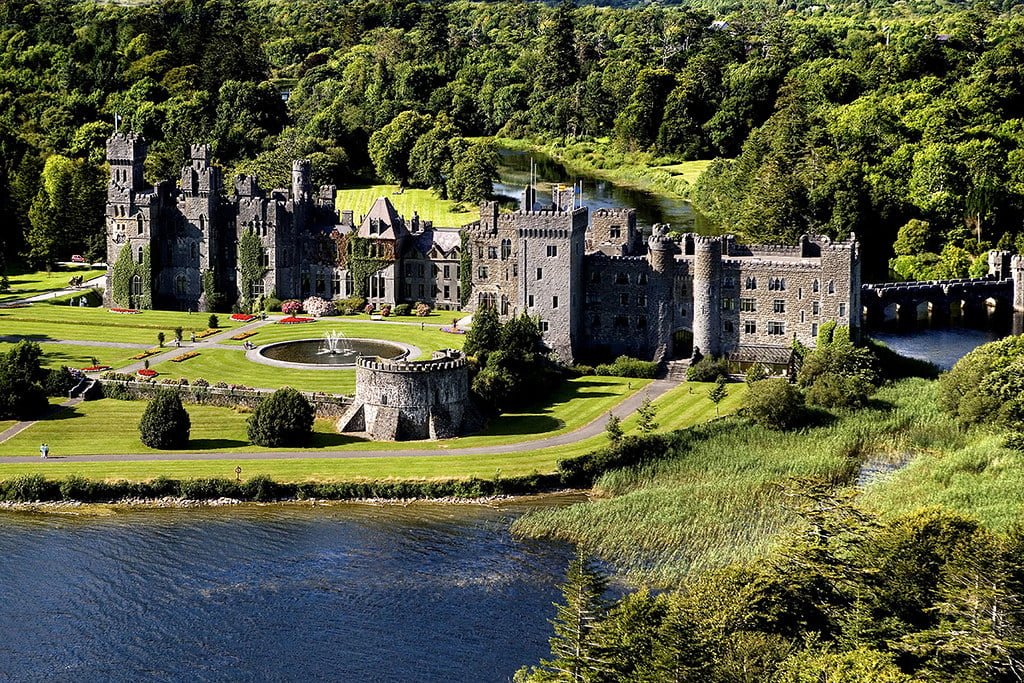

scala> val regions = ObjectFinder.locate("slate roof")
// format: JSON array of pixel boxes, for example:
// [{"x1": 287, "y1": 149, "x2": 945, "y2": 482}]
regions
[{"x1": 358, "y1": 197, "x2": 404, "y2": 239}]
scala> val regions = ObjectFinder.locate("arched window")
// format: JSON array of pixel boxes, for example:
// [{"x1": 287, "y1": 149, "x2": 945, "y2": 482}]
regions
[
  {"x1": 137, "y1": 215, "x2": 144, "y2": 235},
  {"x1": 198, "y1": 215, "x2": 206, "y2": 232},
  {"x1": 500, "y1": 239, "x2": 511, "y2": 260},
  {"x1": 828, "y1": 280, "x2": 835, "y2": 294},
  {"x1": 190, "y1": 243, "x2": 198, "y2": 261},
  {"x1": 137, "y1": 246, "x2": 144, "y2": 264},
  {"x1": 130, "y1": 274, "x2": 142, "y2": 296},
  {"x1": 812, "y1": 279, "x2": 820, "y2": 293},
  {"x1": 175, "y1": 275, "x2": 186, "y2": 295}
]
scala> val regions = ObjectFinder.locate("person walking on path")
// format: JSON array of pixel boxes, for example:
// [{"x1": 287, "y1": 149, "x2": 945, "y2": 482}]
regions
[{"x1": 39, "y1": 443, "x2": 48, "y2": 459}]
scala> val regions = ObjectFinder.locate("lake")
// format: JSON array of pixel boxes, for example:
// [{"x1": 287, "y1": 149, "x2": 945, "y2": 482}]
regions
[
  {"x1": 494, "y1": 147, "x2": 711, "y2": 233},
  {"x1": 0, "y1": 500, "x2": 575, "y2": 682},
  {"x1": 871, "y1": 328, "x2": 1000, "y2": 371}
]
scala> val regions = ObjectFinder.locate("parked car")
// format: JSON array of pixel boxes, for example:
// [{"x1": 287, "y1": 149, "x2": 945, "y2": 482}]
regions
[{"x1": 70, "y1": 255, "x2": 86, "y2": 263}]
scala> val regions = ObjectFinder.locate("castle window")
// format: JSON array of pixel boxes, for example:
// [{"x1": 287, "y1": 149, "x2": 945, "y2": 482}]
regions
[
  {"x1": 812, "y1": 301, "x2": 820, "y2": 315},
  {"x1": 547, "y1": 245, "x2": 558, "y2": 257},
  {"x1": 405, "y1": 263, "x2": 413, "y2": 277},
  {"x1": 477, "y1": 265, "x2": 489, "y2": 279},
  {"x1": 744, "y1": 320, "x2": 756, "y2": 334},
  {"x1": 251, "y1": 280, "x2": 265, "y2": 297},
  {"x1": 539, "y1": 321, "x2": 549, "y2": 334},
  {"x1": 512, "y1": 262, "x2": 518, "y2": 277},
  {"x1": 190, "y1": 243, "x2": 198, "y2": 262},
  {"x1": 812, "y1": 322, "x2": 819, "y2": 336},
  {"x1": 615, "y1": 272, "x2": 628, "y2": 285},
  {"x1": 637, "y1": 316, "x2": 647, "y2": 330},
  {"x1": 332, "y1": 272, "x2": 341, "y2": 296},
  {"x1": 443, "y1": 265, "x2": 450, "y2": 279},
  {"x1": 637, "y1": 293, "x2": 646, "y2": 307},
  {"x1": 722, "y1": 298, "x2": 735, "y2": 311},
  {"x1": 800, "y1": 311, "x2": 805, "y2": 323},
  {"x1": 740, "y1": 298, "x2": 756, "y2": 312},
  {"x1": 768, "y1": 277, "x2": 786, "y2": 291},
  {"x1": 130, "y1": 275, "x2": 142, "y2": 297},
  {"x1": 639, "y1": 273, "x2": 648, "y2": 285},
  {"x1": 613, "y1": 316, "x2": 628, "y2": 329},
  {"x1": 591, "y1": 271, "x2": 601, "y2": 284},
  {"x1": 797, "y1": 288, "x2": 803, "y2": 300},
  {"x1": 723, "y1": 275, "x2": 735, "y2": 288},
  {"x1": 745, "y1": 277, "x2": 757, "y2": 290},
  {"x1": 610, "y1": 225, "x2": 621, "y2": 239},
  {"x1": 345, "y1": 272, "x2": 353, "y2": 296},
  {"x1": 773, "y1": 299, "x2": 786, "y2": 314},
  {"x1": 477, "y1": 246, "x2": 484, "y2": 259},
  {"x1": 723, "y1": 320, "x2": 734, "y2": 333},
  {"x1": 552, "y1": 296, "x2": 559, "y2": 309},
  {"x1": 444, "y1": 285, "x2": 450, "y2": 299},
  {"x1": 316, "y1": 275, "x2": 325, "y2": 294},
  {"x1": 838, "y1": 303, "x2": 847, "y2": 317},
  {"x1": 137, "y1": 246, "x2": 144, "y2": 264},
  {"x1": 620, "y1": 293, "x2": 629, "y2": 306},
  {"x1": 812, "y1": 279, "x2": 820, "y2": 293},
  {"x1": 418, "y1": 284, "x2": 425, "y2": 298},
  {"x1": 137, "y1": 215, "x2": 144, "y2": 235},
  {"x1": 536, "y1": 268, "x2": 543, "y2": 281},
  {"x1": 500, "y1": 239, "x2": 511, "y2": 260},
  {"x1": 488, "y1": 246, "x2": 498, "y2": 260},
  {"x1": 175, "y1": 275, "x2": 186, "y2": 295},
  {"x1": 767, "y1": 321, "x2": 785, "y2": 335},
  {"x1": 381, "y1": 395, "x2": 387, "y2": 406},
  {"x1": 528, "y1": 294, "x2": 534, "y2": 307},
  {"x1": 198, "y1": 215, "x2": 206, "y2": 232},
  {"x1": 828, "y1": 280, "x2": 835, "y2": 294},
  {"x1": 262, "y1": 250, "x2": 270, "y2": 268},
  {"x1": 501, "y1": 296, "x2": 509, "y2": 315}
]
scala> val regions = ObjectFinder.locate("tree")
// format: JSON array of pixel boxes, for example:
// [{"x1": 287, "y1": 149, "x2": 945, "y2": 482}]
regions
[
  {"x1": 605, "y1": 414, "x2": 623, "y2": 445},
  {"x1": 368, "y1": 110, "x2": 432, "y2": 186},
  {"x1": 174, "y1": 327, "x2": 183, "y2": 343},
  {"x1": 744, "y1": 378, "x2": 806, "y2": 430},
  {"x1": 139, "y1": 390, "x2": 191, "y2": 449},
  {"x1": 636, "y1": 396, "x2": 658, "y2": 434},
  {"x1": 157, "y1": 331, "x2": 165, "y2": 347},
  {"x1": 540, "y1": 550, "x2": 610, "y2": 682},
  {"x1": 0, "y1": 340, "x2": 48, "y2": 419},
  {"x1": 447, "y1": 142, "x2": 498, "y2": 203},
  {"x1": 464, "y1": 305, "x2": 502, "y2": 362},
  {"x1": 25, "y1": 154, "x2": 104, "y2": 269},
  {"x1": 247, "y1": 387, "x2": 314, "y2": 447},
  {"x1": 708, "y1": 376, "x2": 728, "y2": 417}
]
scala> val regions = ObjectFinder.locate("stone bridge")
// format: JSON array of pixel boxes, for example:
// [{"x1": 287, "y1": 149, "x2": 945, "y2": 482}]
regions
[{"x1": 861, "y1": 250, "x2": 1024, "y2": 330}]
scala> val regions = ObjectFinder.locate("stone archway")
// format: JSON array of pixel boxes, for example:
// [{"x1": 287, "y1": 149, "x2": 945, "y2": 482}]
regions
[{"x1": 672, "y1": 329, "x2": 693, "y2": 359}]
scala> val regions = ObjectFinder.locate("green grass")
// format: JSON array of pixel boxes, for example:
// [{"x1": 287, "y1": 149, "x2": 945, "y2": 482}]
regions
[
  {"x1": 335, "y1": 184, "x2": 477, "y2": 228},
  {"x1": 659, "y1": 160, "x2": 714, "y2": 185},
  {"x1": 0, "y1": 267, "x2": 106, "y2": 304},
  {"x1": 0, "y1": 378, "x2": 742, "y2": 481},
  {"x1": 151, "y1": 348, "x2": 357, "y2": 394},
  {"x1": 0, "y1": 343, "x2": 137, "y2": 370},
  {"x1": 219, "y1": 318, "x2": 464, "y2": 358},
  {"x1": 0, "y1": 306, "x2": 241, "y2": 344},
  {"x1": 512, "y1": 379, "x2": 961, "y2": 586}
]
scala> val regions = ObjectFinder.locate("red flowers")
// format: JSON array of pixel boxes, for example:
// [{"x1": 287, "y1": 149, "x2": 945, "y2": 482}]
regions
[
  {"x1": 137, "y1": 368, "x2": 158, "y2": 377},
  {"x1": 230, "y1": 313, "x2": 255, "y2": 322},
  {"x1": 110, "y1": 308, "x2": 139, "y2": 314},
  {"x1": 81, "y1": 365, "x2": 110, "y2": 372},
  {"x1": 277, "y1": 316, "x2": 315, "y2": 324}
]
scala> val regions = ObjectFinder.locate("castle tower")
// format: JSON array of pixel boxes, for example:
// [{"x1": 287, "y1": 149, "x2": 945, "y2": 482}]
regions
[
  {"x1": 106, "y1": 132, "x2": 146, "y2": 206},
  {"x1": 1012, "y1": 255, "x2": 1024, "y2": 335},
  {"x1": 292, "y1": 159, "x2": 312, "y2": 203},
  {"x1": 691, "y1": 235, "x2": 722, "y2": 357},
  {"x1": 647, "y1": 225, "x2": 676, "y2": 361}
]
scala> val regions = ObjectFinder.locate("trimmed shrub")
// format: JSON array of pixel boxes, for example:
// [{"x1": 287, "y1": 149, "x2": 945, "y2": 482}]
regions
[
  {"x1": 302, "y1": 296, "x2": 336, "y2": 317},
  {"x1": 394, "y1": 303, "x2": 412, "y2": 316},
  {"x1": 139, "y1": 391, "x2": 191, "y2": 449},
  {"x1": 247, "y1": 387, "x2": 314, "y2": 447},
  {"x1": 44, "y1": 366, "x2": 76, "y2": 396},
  {"x1": 263, "y1": 297, "x2": 282, "y2": 312},
  {"x1": 594, "y1": 355, "x2": 659, "y2": 378},
  {"x1": 336, "y1": 295, "x2": 367, "y2": 314},
  {"x1": 414, "y1": 302, "x2": 432, "y2": 317},
  {"x1": 686, "y1": 356, "x2": 730, "y2": 382},
  {"x1": 208, "y1": 313, "x2": 219, "y2": 329},
  {"x1": 281, "y1": 300, "x2": 302, "y2": 315}
]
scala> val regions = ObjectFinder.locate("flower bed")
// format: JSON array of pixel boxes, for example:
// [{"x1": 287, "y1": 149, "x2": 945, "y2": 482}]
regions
[
  {"x1": 230, "y1": 313, "x2": 255, "y2": 322},
  {"x1": 170, "y1": 351, "x2": 199, "y2": 363},
  {"x1": 81, "y1": 365, "x2": 110, "y2": 372},
  {"x1": 130, "y1": 349, "x2": 161, "y2": 360},
  {"x1": 195, "y1": 328, "x2": 219, "y2": 339},
  {"x1": 230, "y1": 331, "x2": 257, "y2": 340},
  {"x1": 137, "y1": 368, "x2": 158, "y2": 378},
  {"x1": 109, "y1": 308, "x2": 140, "y2": 314},
  {"x1": 440, "y1": 326, "x2": 465, "y2": 334},
  {"x1": 0, "y1": 303, "x2": 30, "y2": 309},
  {"x1": 278, "y1": 316, "x2": 315, "y2": 324}
]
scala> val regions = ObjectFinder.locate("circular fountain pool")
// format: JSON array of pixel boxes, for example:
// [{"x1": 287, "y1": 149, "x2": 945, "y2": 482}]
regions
[{"x1": 254, "y1": 337, "x2": 413, "y2": 369}]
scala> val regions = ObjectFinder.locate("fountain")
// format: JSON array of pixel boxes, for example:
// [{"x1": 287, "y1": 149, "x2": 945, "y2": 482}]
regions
[{"x1": 319, "y1": 330, "x2": 354, "y2": 357}]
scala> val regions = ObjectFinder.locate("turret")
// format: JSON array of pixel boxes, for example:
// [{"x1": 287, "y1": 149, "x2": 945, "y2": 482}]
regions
[
  {"x1": 647, "y1": 224, "x2": 675, "y2": 274},
  {"x1": 292, "y1": 159, "x2": 312, "y2": 202},
  {"x1": 106, "y1": 132, "x2": 147, "y2": 203},
  {"x1": 691, "y1": 235, "x2": 722, "y2": 357}
]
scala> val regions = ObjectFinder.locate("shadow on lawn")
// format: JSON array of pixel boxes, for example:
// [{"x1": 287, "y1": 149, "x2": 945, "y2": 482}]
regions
[{"x1": 187, "y1": 438, "x2": 251, "y2": 449}]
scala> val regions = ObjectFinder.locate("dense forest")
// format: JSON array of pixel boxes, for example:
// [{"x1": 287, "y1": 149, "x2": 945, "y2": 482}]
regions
[{"x1": 1, "y1": 0, "x2": 1023, "y2": 279}]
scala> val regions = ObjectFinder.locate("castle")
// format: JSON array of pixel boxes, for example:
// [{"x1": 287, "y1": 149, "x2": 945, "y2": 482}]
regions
[{"x1": 105, "y1": 134, "x2": 861, "y2": 366}]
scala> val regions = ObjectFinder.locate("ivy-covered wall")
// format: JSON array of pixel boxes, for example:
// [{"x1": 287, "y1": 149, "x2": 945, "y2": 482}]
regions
[
  {"x1": 459, "y1": 229, "x2": 472, "y2": 308},
  {"x1": 237, "y1": 229, "x2": 266, "y2": 310},
  {"x1": 335, "y1": 234, "x2": 394, "y2": 298},
  {"x1": 110, "y1": 243, "x2": 152, "y2": 309}
]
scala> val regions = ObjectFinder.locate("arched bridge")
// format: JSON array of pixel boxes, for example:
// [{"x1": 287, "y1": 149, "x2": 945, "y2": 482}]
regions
[{"x1": 862, "y1": 276, "x2": 1015, "y2": 327}]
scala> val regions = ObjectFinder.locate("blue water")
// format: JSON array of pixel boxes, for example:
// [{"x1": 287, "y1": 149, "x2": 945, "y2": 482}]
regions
[
  {"x1": 0, "y1": 501, "x2": 574, "y2": 682},
  {"x1": 871, "y1": 328, "x2": 1000, "y2": 370}
]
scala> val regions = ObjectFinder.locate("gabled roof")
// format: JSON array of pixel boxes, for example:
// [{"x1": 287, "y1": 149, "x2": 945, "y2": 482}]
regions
[{"x1": 358, "y1": 197, "x2": 404, "y2": 239}]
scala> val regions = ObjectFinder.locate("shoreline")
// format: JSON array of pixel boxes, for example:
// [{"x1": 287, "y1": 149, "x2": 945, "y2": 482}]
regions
[{"x1": 0, "y1": 490, "x2": 588, "y2": 515}]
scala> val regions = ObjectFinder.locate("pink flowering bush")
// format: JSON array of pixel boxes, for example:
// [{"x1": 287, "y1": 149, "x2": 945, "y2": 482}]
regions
[
  {"x1": 381, "y1": 304, "x2": 392, "y2": 317},
  {"x1": 302, "y1": 296, "x2": 336, "y2": 317},
  {"x1": 415, "y1": 302, "x2": 432, "y2": 317},
  {"x1": 281, "y1": 299, "x2": 302, "y2": 315},
  {"x1": 364, "y1": 303, "x2": 374, "y2": 315}
]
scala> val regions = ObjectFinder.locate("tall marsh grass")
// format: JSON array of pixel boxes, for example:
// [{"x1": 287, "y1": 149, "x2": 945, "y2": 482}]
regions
[{"x1": 513, "y1": 379, "x2": 971, "y2": 586}]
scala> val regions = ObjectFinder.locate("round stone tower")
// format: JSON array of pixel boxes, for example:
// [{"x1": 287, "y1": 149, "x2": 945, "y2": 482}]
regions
[
  {"x1": 692, "y1": 235, "x2": 722, "y2": 357},
  {"x1": 647, "y1": 223, "x2": 675, "y2": 274}
]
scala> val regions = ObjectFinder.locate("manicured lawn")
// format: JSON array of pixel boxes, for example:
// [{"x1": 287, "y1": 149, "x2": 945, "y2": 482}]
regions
[
  {"x1": 0, "y1": 267, "x2": 106, "y2": 304},
  {"x1": 220, "y1": 318, "x2": 464, "y2": 358},
  {"x1": 0, "y1": 306, "x2": 242, "y2": 344},
  {"x1": 0, "y1": 343, "x2": 137, "y2": 370},
  {"x1": 622, "y1": 380, "x2": 747, "y2": 433},
  {"x1": 657, "y1": 160, "x2": 713, "y2": 185},
  {"x1": 335, "y1": 184, "x2": 478, "y2": 228},
  {"x1": 151, "y1": 348, "x2": 357, "y2": 394}
]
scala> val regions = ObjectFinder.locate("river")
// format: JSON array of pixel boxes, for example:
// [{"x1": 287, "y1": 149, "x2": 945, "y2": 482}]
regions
[
  {"x1": 494, "y1": 148, "x2": 711, "y2": 233},
  {"x1": 0, "y1": 500, "x2": 575, "y2": 682},
  {"x1": 871, "y1": 328, "x2": 1000, "y2": 371}
]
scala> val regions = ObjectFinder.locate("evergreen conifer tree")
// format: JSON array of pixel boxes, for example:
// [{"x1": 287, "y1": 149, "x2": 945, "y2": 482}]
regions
[{"x1": 541, "y1": 550, "x2": 610, "y2": 682}]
